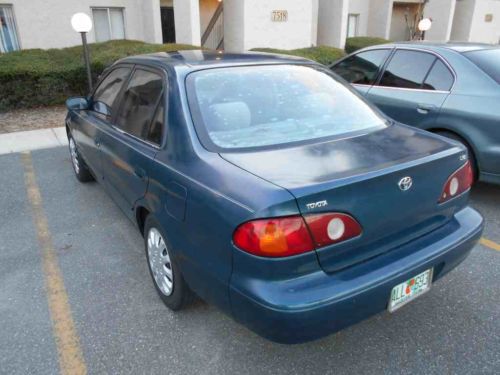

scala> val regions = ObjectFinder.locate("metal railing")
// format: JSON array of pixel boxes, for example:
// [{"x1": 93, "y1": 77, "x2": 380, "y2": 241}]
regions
[{"x1": 201, "y1": 2, "x2": 224, "y2": 50}]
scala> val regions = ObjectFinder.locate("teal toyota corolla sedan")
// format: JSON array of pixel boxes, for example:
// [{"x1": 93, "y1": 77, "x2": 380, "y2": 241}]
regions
[
  {"x1": 331, "y1": 42, "x2": 500, "y2": 185},
  {"x1": 65, "y1": 51, "x2": 483, "y2": 343}
]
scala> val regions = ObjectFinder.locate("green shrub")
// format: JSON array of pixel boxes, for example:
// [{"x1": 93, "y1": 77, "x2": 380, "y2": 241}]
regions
[
  {"x1": 251, "y1": 46, "x2": 345, "y2": 66},
  {"x1": 0, "y1": 40, "x2": 200, "y2": 111},
  {"x1": 344, "y1": 37, "x2": 390, "y2": 54}
]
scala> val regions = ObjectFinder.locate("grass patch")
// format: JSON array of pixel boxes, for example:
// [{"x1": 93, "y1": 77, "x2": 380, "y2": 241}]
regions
[
  {"x1": 345, "y1": 37, "x2": 391, "y2": 54},
  {"x1": 251, "y1": 46, "x2": 345, "y2": 66}
]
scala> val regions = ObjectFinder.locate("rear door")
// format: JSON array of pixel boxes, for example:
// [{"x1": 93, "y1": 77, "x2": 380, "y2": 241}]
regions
[
  {"x1": 331, "y1": 48, "x2": 392, "y2": 96},
  {"x1": 72, "y1": 66, "x2": 132, "y2": 179},
  {"x1": 99, "y1": 66, "x2": 165, "y2": 220},
  {"x1": 366, "y1": 49, "x2": 454, "y2": 127}
]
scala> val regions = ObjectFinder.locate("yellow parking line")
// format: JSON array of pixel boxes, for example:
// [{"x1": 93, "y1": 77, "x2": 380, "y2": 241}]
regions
[
  {"x1": 21, "y1": 152, "x2": 87, "y2": 375},
  {"x1": 480, "y1": 237, "x2": 500, "y2": 252}
]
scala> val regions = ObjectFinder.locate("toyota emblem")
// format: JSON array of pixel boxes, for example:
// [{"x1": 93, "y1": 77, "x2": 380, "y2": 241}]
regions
[{"x1": 398, "y1": 176, "x2": 413, "y2": 191}]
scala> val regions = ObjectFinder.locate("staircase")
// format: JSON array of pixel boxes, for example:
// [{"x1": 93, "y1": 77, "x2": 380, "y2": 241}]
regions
[{"x1": 201, "y1": 2, "x2": 224, "y2": 50}]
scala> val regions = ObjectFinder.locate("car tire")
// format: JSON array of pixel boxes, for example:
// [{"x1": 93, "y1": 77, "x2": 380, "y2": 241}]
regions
[
  {"x1": 144, "y1": 215, "x2": 193, "y2": 310},
  {"x1": 435, "y1": 131, "x2": 478, "y2": 181},
  {"x1": 68, "y1": 133, "x2": 94, "y2": 183}
]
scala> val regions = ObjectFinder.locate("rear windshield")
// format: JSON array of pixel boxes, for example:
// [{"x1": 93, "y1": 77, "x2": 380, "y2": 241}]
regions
[
  {"x1": 464, "y1": 49, "x2": 500, "y2": 84},
  {"x1": 186, "y1": 65, "x2": 386, "y2": 151}
]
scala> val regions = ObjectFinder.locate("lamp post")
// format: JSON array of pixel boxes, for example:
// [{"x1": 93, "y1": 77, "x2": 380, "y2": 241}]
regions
[
  {"x1": 71, "y1": 13, "x2": 93, "y2": 92},
  {"x1": 417, "y1": 18, "x2": 432, "y2": 40}
]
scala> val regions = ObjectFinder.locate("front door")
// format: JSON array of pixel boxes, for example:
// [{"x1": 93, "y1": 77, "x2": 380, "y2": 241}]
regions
[
  {"x1": 100, "y1": 67, "x2": 165, "y2": 220},
  {"x1": 74, "y1": 66, "x2": 132, "y2": 180},
  {"x1": 366, "y1": 49, "x2": 454, "y2": 128},
  {"x1": 160, "y1": 7, "x2": 176, "y2": 43}
]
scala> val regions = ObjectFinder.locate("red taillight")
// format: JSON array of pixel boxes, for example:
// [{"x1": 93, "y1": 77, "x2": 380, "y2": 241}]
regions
[
  {"x1": 439, "y1": 161, "x2": 473, "y2": 203},
  {"x1": 233, "y1": 213, "x2": 362, "y2": 257},
  {"x1": 233, "y1": 216, "x2": 314, "y2": 257},
  {"x1": 304, "y1": 213, "x2": 362, "y2": 247}
]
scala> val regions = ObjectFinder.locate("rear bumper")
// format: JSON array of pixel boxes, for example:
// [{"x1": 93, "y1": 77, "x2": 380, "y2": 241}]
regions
[{"x1": 229, "y1": 207, "x2": 483, "y2": 344}]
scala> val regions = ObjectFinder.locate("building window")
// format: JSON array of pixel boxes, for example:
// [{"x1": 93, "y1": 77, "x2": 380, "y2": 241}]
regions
[
  {"x1": 92, "y1": 8, "x2": 125, "y2": 42},
  {"x1": 347, "y1": 14, "x2": 359, "y2": 38},
  {"x1": 0, "y1": 5, "x2": 20, "y2": 52}
]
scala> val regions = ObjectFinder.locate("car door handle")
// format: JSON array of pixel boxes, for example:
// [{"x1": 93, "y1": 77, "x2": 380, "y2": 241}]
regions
[
  {"x1": 417, "y1": 104, "x2": 437, "y2": 114},
  {"x1": 134, "y1": 167, "x2": 147, "y2": 180}
]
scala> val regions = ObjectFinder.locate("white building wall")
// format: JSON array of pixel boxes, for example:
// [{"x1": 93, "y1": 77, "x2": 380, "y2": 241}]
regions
[
  {"x1": 311, "y1": 0, "x2": 319, "y2": 46},
  {"x1": 142, "y1": 0, "x2": 163, "y2": 44},
  {"x1": 243, "y1": 0, "x2": 317, "y2": 50},
  {"x1": 367, "y1": 0, "x2": 393, "y2": 39},
  {"x1": 348, "y1": 0, "x2": 370, "y2": 36},
  {"x1": 317, "y1": 0, "x2": 348, "y2": 48},
  {"x1": 451, "y1": 0, "x2": 476, "y2": 41},
  {"x1": 5, "y1": 0, "x2": 162, "y2": 50},
  {"x1": 424, "y1": 0, "x2": 457, "y2": 41},
  {"x1": 468, "y1": 0, "x2": 500, "y2": 43},
  {"x1": 225, "y1": 0, "x2": 317, "y2": 52},
  {"x1": 173, "y1": 0, "x2": 201, "y2": 45},
  {"x1": 223, "y1": 0, "x2": 245, "y2": 51},
  {"x1": 345, "y1": 0, "x2": 461, "y2": 42}
]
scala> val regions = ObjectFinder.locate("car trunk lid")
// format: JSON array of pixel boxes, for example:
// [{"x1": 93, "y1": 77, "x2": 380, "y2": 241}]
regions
[{"x1": 221, "y1": 124, "x2": 468, "y2": 273}]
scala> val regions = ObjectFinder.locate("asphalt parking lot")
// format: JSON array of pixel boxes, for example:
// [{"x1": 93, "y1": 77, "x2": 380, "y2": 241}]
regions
[{"x1": 1, "y1": 146, "x2": 499, "y2": 375}]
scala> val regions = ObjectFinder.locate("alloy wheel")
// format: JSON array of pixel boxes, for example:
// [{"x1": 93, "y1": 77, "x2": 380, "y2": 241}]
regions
[
  {"x1": 147, "y1": 227, "x2": 174, "y2": 296},
  {"x1": 69, "y1": 137, "x2": 80, "y2": 174}
]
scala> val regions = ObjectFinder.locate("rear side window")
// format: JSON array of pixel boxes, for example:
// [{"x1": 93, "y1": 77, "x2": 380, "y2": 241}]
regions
[
  {"x1": 464, "y1": 48, "x2": 500, "y2": 84},
  {"x1": 379, "y1": 50, "x2": 435, "y2": 89},
  {"x1": 93, "y1": 67, "x2": 131, "y2": 115},
  {"x1": 332, "y1": 49, "x2": 389, "y2": 85},
  {"x1": 423, "y1": 60, "x2": 454, "y2": 91},
  {"x1": 115, "y1": 69, "x2": 164, "y2": 142}
]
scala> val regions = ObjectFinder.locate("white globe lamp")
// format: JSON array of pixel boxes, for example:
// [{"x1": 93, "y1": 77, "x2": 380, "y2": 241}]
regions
[
  {"x1": 71, "y1": 13, "x2": 93, "y2": 91},
  {"x1": 418, "y1": 18, "x2": 432, "y2": 32},
  {"x1": 71, "y1": 13, "x2": 93, "y2": 33}
]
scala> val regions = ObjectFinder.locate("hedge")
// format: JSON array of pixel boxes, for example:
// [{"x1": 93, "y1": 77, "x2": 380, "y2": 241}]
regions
[
  {"x1": 0, "y1": 40, "x2": 200, "y2": 111},
  {"x1": 251, "y1": 46, "x2": 345, "y2": 66},
  {"x1": 344, "y1": 37, "x2": 391, "y2": 54}
]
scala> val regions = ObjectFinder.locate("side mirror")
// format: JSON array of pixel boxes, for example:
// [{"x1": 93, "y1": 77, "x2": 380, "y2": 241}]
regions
[
  {"x1": 92, "y1": 101, "x2": 112, "y2": 117},
  {"x1": 66, "y1": 97, "x2": 89, "y2": 111}
]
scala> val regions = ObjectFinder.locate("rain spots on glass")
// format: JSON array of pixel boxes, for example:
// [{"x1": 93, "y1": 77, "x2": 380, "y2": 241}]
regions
[{"x1": 191, "y1": 65, "x2": 386, "y2": 149}]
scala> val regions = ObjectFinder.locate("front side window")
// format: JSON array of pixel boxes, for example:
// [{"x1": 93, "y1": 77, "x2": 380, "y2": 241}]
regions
[
  {"x1": 187, "y1": 65, "x2": 387, "y2": 151},
  {"x1": 380, "y1": 50, "x2": 436, "y2": 89},
  {"x1": 92, "y1": 8, "x2": 125, "y2": 42},
  {"x1": 464, "y1": 48, "x2": 500, "y2": 85},
  {"x1": 115, "y1": 69, "x2": 164, "y2": 142},
  {"x1": 92, "y1": 67, "x2": 131, "y2": 117},
  {"x1": 332, "y1": 49, "x2": 390, "y2": 85},
  {"x1": 0, "y1": 5, "x2": 20, "y2": 52}
]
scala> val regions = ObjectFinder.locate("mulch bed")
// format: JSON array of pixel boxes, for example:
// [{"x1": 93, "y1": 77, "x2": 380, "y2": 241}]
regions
[{"x1": 0, "y1": 105, "x2": 66, "y2": 134}]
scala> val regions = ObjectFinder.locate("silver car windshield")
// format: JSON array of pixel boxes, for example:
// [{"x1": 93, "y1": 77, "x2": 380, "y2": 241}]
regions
[{"x1": 189, "y1": 65, "x2": 386, "y2": 150}]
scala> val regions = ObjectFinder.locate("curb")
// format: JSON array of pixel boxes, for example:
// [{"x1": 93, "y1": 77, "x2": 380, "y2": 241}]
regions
[{"x1": 0, "y1": 127, "x2": 67, "y2": 155}]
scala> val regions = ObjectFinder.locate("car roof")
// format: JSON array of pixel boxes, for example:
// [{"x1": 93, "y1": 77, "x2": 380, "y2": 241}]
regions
[
  {"x1": 116, "y1": 50, "x2": 314, "y2": 70},
  {"x1": 369, "y1": 41, "x2": 499, "y2": 54}
]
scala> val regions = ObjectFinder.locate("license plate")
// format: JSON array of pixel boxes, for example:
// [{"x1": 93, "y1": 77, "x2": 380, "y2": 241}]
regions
[{"x1": 388, "y1": 269, "x2": 433, "y2": 312}]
